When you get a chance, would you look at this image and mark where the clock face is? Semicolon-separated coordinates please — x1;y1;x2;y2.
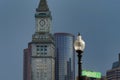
36;18;51;32
39;19;45;26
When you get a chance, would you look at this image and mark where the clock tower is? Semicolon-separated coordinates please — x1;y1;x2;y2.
35;0;52;33
23;0;55;80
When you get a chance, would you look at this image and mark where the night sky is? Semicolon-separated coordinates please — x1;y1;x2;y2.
1;0;120;80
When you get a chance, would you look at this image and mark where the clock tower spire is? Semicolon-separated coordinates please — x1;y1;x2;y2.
36;0;49;12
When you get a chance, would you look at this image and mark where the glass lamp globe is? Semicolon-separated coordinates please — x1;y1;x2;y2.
74;33;85;53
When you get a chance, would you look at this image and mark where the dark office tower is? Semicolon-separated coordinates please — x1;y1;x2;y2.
23;0;55;80
107;53;120;80
54;33;75;80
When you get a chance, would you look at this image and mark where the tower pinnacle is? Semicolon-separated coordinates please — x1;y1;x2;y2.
36;0;49;12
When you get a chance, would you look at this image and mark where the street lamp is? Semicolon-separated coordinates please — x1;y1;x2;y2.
74;33;85;80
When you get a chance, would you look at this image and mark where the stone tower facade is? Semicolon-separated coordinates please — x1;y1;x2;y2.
23;0;55;80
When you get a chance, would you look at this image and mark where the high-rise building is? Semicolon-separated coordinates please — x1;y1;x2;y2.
112;53;120;69
106;53;120;80
106;67;120;80
23;0;55;80
23;49;31;80
54;33;75;80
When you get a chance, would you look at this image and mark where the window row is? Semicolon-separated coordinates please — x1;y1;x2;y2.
36;45;47;48
36;52;47;56
37;48;47;51
36;45;48;52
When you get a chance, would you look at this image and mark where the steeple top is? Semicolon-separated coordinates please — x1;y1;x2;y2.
36;0;49;12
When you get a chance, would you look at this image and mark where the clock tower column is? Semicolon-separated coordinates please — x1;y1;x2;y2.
23;0;55;80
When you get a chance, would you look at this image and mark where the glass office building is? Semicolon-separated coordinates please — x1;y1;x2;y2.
54;33;75;80
107;53;120;80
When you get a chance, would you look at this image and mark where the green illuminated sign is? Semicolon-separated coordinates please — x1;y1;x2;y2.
82;70;101;78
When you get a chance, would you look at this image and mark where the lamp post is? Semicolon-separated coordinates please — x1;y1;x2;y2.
74;33;85;80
